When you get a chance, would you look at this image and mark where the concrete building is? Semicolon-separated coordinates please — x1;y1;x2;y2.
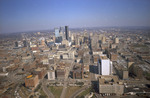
0;72;8;76
98;75;124;95
102;36;106;44
48;70;55;80
110;44;117;49
97;56;113;75
110;53;118;61
41;38;46;46
72;65;84;79
94;55;100;63
99;34;103;41
56;69;65;79
42;58;49;65
129;64;143;79
62;53;69;59
22;54;33;63
33;67;47;79
101;43;109;50
127;59;134;68
68;49;75;59
62;39;70;46
116;69;129;80
122;70;128;80
93;51;103;55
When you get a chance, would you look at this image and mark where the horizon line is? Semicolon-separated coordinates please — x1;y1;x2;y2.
1;26;150;34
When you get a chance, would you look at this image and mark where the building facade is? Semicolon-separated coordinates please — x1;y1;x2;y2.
48;70;55;80
98;76;124;95
97;56;113;75
65;26;69;40
25;75;39;88
55;28;60;37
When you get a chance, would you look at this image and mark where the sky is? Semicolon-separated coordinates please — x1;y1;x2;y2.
0;0;150;33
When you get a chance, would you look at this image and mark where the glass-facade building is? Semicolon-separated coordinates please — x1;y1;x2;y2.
55;28;60;37
65;26;69;40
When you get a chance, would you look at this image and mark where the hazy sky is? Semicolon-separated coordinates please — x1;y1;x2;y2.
0;0;150;33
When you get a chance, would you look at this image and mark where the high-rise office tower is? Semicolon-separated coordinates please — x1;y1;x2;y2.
59;27;65;40
15;41;18;47
65;26;69;40
59;27;64;34
55;28;60;37
23;40;27;47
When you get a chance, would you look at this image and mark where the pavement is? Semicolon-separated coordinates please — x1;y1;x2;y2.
42;80;55;98
60;61;74;98
70;85;90;98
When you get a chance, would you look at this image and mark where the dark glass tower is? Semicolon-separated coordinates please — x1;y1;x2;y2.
15;41;18;47
23;40;27;47
65;26;69;40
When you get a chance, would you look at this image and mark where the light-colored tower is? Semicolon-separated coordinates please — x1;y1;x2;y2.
102;36;106;44
115;38;119;44
97;56;112;75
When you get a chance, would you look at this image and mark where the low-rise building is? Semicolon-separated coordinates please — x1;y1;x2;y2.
98;75;124;95
129;64;143;79
33;67;47;79
110;52;118;61
56;69;65;79
72;66;84;79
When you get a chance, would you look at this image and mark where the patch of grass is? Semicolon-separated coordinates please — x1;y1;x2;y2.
39;89;47;98
144;72;150;80
48;86;63;98
66;86;82;98
34;83;47;98
77;87;93;98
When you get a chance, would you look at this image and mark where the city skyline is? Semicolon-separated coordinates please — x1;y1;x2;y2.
0;0;150;33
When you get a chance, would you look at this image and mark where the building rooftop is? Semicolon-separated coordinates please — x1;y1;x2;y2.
99;75;120;85
100;55;108;60
34;67;46;72
25;74;37;79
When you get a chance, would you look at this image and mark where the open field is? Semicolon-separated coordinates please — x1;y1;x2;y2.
66;86;82;98
48;86;63;98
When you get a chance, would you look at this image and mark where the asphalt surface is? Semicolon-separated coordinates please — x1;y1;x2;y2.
70;85;90;98
60;61;74;98
42;80;55;98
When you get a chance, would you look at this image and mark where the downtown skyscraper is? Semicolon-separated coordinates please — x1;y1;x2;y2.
65;26;69;40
